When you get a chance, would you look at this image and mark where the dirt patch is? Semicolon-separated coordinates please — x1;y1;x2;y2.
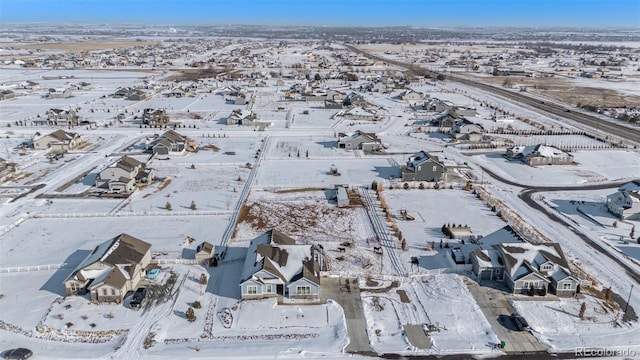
360;281;400;293
396;289;410;303
366;277;379;287
163;68;221;82
142;178;172;198
473;75;639;108
234;200;359;241
198;144;220;152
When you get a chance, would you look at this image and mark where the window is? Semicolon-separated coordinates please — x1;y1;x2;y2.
541;264;553;271
563;282;573;290
69;283;77;291
495;269;500;274
111;289;116;296
417;166;421;171
102;289;108;296
532;281;539;289
432;166;437;172
296;286;311;295
523;281;529;289
265;284;274;293
247;285;257;295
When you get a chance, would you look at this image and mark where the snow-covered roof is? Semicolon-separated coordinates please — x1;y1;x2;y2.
509;144;571;159
498;242;571;281
240;230;318;286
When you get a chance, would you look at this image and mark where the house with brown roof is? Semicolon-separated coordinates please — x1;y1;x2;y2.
145;130;197;155
470;242;579;297
142;108;170;126
95;156;154;193
195;241;215;265
64;233;151;303
33;129;84;152
239;230;322;301
46;108;79;126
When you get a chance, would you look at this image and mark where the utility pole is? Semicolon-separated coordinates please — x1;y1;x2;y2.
624;284;634;315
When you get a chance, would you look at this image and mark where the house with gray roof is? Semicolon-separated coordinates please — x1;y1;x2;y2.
145;130;197;155
401;150;444;182
64;233;151;303
95;156;154;193
470;242;579;297
337;130;382;152
606;180;640;220
239;230;322;301
46;108;78;126
506;144;573;166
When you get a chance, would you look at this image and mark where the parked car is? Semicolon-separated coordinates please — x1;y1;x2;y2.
130;287;147;308
3;348;32;359
510;313;530;331
146;268;160;280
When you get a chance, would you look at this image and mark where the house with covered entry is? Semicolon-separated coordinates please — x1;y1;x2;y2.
470;242;579;297
506;144;573;166
64;233;151;303
401;150;445;182
95;156;154;193
142;108;170;126
33;129;84;152
46;108;79;126
606;180;640;220
145;130;197;155
227;109;257;126
337;130;383;152
240;230;323;301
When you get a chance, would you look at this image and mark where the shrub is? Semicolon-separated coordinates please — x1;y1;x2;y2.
90;323;97;328
165;202;172;211
66;322;73;328
371;181;378;190
403;182;409;190
613;221;618;228
186;307;196;322
190;201;197;210
528;285;535;296
193;301;202;309
418;183;425;189
199;273;207;285
540;287;547;296
190;164;196;169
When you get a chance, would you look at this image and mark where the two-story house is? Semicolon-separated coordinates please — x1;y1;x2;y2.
95;156;154;193
606;181;640;220
142;108;170;126
33;129;84;152
401;150;445;182
64;233;151;303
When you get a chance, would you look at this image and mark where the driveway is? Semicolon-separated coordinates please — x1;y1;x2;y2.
465;279;548;354
320;276;375;355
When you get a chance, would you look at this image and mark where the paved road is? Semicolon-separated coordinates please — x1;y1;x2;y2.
345;44;640;146
319;276;376;355
465;279;548;354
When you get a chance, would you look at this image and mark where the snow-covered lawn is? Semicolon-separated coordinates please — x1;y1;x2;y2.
511;292;640;353
361;274;499;355
475;149;640;185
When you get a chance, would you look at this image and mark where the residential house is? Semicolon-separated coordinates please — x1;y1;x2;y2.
46;108;79;126
0;89;15;100
398;89;424;102
114;87;146;101
470;242;579;297
0;158;20;182
326;90;347;102
95;156;154;193
169;86;192;98
401;150;445;182
64;233;151;303
145;130;197;155
142;108;170;126
451;119;484;142
33;130;84;152
506;144;573;166
337;130;383;152
342;92;367;107
45;87;72;99
225;93;248;105
427;98;455;113
606;181;640;220
240;230;322;300
227;109;256;126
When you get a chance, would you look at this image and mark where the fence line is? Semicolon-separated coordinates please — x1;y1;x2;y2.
152;259;197;265
0;263;69;273
31;210;233;219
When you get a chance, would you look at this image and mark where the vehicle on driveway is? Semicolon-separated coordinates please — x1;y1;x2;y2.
510;313;530;331
3;348;33;359
130;287;147;308
146;268;160;280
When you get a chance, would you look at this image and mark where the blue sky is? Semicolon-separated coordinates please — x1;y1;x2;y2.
1;0;639;27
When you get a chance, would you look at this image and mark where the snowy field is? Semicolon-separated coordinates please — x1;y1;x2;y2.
361;274;499;355
512;293;640;353
475;150;640;185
